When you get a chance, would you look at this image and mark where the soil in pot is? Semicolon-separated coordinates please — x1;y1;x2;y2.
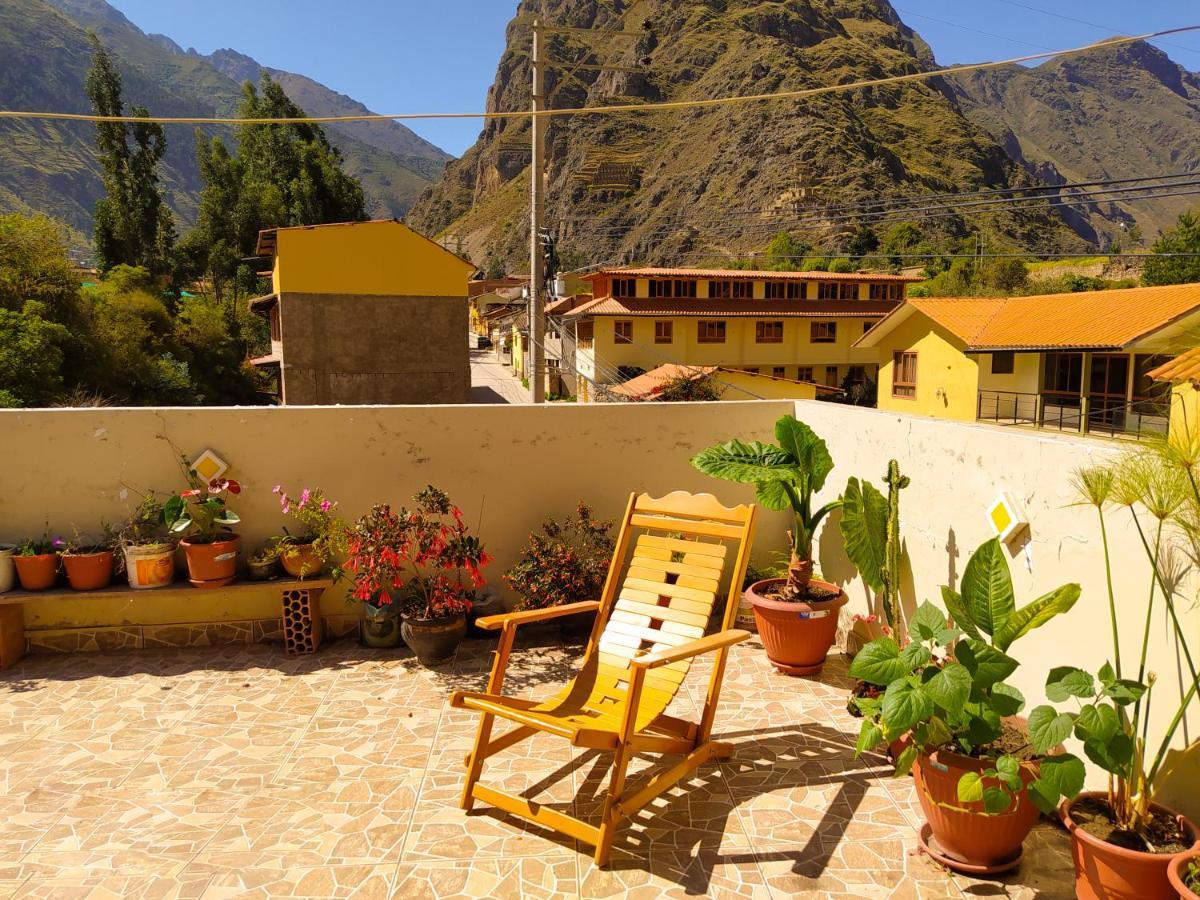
181;535;241;589
746;577;848;675
401;615;466;666
62;551;114;591
1063;793;1199;900
1169;851;1200;900
123;543;176;589
13;554;57;591
280;544;323;579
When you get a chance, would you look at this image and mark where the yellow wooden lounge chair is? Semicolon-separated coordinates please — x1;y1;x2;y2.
449;490;758;865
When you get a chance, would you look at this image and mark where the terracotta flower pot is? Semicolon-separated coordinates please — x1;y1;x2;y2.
13;553;57;591
62;551;114;591
744;577;848;674
280;543;323;579
246;557;278;581
180;535;241;589
0;544;15;593
401;614;466;667
913;746;1042;873
1169;850;1200;900
1062;792;1200;900
123;543;176;589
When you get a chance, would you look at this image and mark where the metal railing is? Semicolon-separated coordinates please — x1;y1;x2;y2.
977;391;1170;440
977;390;1039;426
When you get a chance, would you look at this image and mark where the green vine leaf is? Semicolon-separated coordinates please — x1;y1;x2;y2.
1028;705;1076;754
960;538;1015;638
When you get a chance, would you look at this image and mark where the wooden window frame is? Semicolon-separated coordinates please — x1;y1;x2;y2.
824;366;840;388
647;279;671;299
785;282;804;300
772;366;787;379
817;282;838;300
755;320;784;344
838;283;858;300
613;320;634;345
763;282;786;300
673;279;698;299
576;320;594;350
732;281;753;299
797;366;814;382
612;278;637;299
708;280;731;299
810;321;837;344
697;320;726;344
654;320;673;344
990;351;1015;375
892;350;917;399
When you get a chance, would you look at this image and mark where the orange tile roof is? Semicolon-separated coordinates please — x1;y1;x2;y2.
862;284;1200;350
562;298;897;318
1147;348;1200;382
608;363;840;400
581;266;920;283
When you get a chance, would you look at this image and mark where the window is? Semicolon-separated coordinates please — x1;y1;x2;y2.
825;366;840;387
892;351;917;399
756;321;784;343
577;320;594;350
817;282;838;300
268;306;281;341
654;320;673;344
797;366;814;382
810;321;837;343
772;366;787;379
764;282;786;300
864;319;879;335
708;280;731;299
697;320;726;343
1043;352;1083;395
648;279;671;298
869;283;904;301
612;278;636;298
839;283;858;300
785;282;804;300
614;320;633;344
732;281;754;299
674;279;698;298
991;351;1015;375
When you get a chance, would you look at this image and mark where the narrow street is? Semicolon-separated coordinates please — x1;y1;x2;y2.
469;347;530;404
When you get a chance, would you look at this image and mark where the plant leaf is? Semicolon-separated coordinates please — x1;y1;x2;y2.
1045;666;1096;702
957;638;1018;688
894;743;918;777
1036;753;1086;805
849;638;905;684
1028;705;1076;754
925;662;972;716
991;682;1026;716
1098;661;1116;687
1084;733;1133;775
881;680;934;735
994;584;1081;651
1075;703;1120;742
959;538;1015;638
855;719;883;758
957;771;984;803
1105;679;1149;707
940;586;981;640
690;439;795;485
754;479;792;512
910;600;947;643
996;755;1020;779
774;416;834;492
1027;778;1060;814
983;787;1014;814
840;477;888;594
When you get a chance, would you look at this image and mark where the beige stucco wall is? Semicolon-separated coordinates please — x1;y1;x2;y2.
278;293;469;405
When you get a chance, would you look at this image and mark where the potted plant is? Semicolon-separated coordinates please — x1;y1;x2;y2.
119;494;176;589
59;526;118;591
246;543;280;581
13;532;59;591
271;486;349;579
1170;851;1200;900
344;486;490;667
691;414;846;674
504;502;614;641
0;542;16;593
852;538;1083;874
361;592;403;648
163;461;242;589
1057;458;1200;900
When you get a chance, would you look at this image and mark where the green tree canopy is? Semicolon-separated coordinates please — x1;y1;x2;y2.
763;231;811;271
1142;210;1200;286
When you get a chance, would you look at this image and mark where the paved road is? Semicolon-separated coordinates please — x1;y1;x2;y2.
469;348;530;404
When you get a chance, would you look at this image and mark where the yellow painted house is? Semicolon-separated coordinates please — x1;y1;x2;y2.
856;283;1200;438
565;266;919;401
1147;349;1200;440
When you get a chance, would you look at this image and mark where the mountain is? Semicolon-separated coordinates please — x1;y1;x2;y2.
946;40;1200;242
407;0;1087;272
0;0;451;254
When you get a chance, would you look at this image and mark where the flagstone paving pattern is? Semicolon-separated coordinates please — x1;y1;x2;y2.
0;634;1076;898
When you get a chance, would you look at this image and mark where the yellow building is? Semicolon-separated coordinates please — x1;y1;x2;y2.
468;278;526;337
606;363;841;402
565;267;919;401
856;284;1200;438
249;220;475;405
1147;349;1200;440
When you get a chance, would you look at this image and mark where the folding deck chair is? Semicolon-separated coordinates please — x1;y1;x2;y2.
449;490;758;865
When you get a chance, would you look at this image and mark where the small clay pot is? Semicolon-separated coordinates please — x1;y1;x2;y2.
401;614;466;667
13;553;58;591
744;577;848;674
0;544;16;593
280;543;323;579
1169;850;1200;900
1062;792;1200;900
246;557;278;581
180;534;241;588
62;551;114;591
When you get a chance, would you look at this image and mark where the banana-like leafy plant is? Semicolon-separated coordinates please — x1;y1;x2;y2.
691;415;839;595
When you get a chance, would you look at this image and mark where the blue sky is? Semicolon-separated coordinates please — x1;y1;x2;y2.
108;0;1200;158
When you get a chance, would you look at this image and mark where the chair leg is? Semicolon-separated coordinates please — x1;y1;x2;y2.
460;711;496;811
593;745;632;866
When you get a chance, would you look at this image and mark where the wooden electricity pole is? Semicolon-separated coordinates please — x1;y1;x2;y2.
529;19;547;404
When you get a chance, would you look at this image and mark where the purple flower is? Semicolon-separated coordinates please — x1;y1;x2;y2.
320;500;332;513
299;488;311;508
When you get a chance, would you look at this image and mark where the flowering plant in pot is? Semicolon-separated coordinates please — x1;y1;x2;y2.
343;486;490;667
271;486;349;579
59;526;119;591
691;414;846;674
163;461;242;589
504;502;614;641
118;494;176;589
13;531;59;591
1058;456;1200;900
852;537;1083;875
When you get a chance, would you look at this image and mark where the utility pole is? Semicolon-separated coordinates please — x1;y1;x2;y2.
529;19;547;404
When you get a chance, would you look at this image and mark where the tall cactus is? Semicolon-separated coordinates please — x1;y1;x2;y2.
840;459;909;635
881;460;910;633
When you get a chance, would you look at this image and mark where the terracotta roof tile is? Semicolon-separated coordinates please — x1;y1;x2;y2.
1148;348;1200;382
581;266;920;283
562;298;897;318
607;363;842;400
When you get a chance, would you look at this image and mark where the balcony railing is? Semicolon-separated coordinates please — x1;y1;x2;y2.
977;390;1170;439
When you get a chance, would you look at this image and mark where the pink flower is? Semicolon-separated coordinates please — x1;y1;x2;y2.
282;502;291;515
299;489;311;508
320;500;332;512
272;484;281;494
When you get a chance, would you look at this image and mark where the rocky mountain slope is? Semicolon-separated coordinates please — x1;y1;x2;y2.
946;40;1200;242
0;0;450;252
407;0;1089;271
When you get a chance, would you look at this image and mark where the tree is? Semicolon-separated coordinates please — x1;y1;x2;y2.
0;302;71;407
764;232;811;272
657;369;722;402
1142;210;1200;286
846;225;879;258
0;214;81;319
84;33;174;276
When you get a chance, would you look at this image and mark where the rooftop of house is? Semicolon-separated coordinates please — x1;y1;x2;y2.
581;266;922;283
255;219;473;271
607;363;842;400
1149;347;1200;382
855;282;1200;351
564;298;898;318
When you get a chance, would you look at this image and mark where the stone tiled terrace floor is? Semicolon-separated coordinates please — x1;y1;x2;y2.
0;632;1076;898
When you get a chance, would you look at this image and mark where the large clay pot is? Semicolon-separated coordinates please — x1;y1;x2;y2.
62;551;114;591
13;553;57;591
913;746;1041;873
1062;792;1200;900
280;543;323;579
180;534;241;589
1169;850;1200;900
745;577;848;674
362;600;403;648
0;544;15;593
401;614;466;667
123;543;176;589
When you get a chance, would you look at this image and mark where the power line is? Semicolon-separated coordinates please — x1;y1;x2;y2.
892;6;1056;52
988;0;1200;56
1;27;1195;126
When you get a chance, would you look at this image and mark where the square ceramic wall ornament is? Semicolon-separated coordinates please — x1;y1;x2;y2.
987;492;1028;544
190;449;229;484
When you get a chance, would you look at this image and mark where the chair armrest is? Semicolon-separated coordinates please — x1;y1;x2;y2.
476;600;600;631
631;630;751;670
